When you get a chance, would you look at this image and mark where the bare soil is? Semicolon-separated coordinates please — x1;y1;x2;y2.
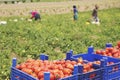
0;0;120;17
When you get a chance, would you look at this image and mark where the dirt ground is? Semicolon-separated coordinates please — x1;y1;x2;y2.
0;0;120;17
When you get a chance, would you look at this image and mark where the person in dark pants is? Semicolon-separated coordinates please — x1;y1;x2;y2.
92;5;99;22
73;5;78;21
30;11;41;21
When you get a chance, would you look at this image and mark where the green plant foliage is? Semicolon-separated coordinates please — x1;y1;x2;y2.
0;8;120;79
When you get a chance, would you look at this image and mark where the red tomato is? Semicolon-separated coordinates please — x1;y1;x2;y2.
108;62;114;65
114;66;119;71
38;71;44;79
117;41;120;48
64;74;69;77
96;61;101;64
107;53;112;57
87;62;93;68
83;69;87;73
83;64;90;71
60;60;65;64
31;73;38;78
65;63;74;70
78;58;83;63
53;69;59;74
63;68;72;75
71;61;77;65
112;49;118;54
16;65;21;69
21;68;33;75
20;63;26;69
89;68;94;72
62;64;66;68
90;73;96;78
65;60;71;63
50;73;55;80
101;51;106;55
57;64;63;70
40;78;44;80
58;71;64;78
113;53;119;58
34;67;41;75
33;61;40;67
96;50;101;54
26;64;33;69
106;47;114;52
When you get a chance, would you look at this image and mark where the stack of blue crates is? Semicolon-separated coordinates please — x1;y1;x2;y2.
10;45;120;80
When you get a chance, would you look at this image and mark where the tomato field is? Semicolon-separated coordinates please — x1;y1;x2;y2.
0;7;120;80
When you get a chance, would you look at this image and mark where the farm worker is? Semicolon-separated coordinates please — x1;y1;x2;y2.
30;11;41;21
73;5;78;21
92;5;99;22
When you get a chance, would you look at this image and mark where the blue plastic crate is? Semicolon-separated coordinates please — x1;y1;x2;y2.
78;68;104;80
105;62;120;80
68;46;120;63
10;53;102;80
10;46;120;80
102;43;120;80
71;53;120;64
10;58;38;80
60;65;104;80
11;66;79;80
60;74;78;80
11;67;38;80
10;54;81;80
68;46;120;80
96;43;120;80
10;50;104;80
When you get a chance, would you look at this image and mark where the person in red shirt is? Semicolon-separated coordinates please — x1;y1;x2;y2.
30;11;41;21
